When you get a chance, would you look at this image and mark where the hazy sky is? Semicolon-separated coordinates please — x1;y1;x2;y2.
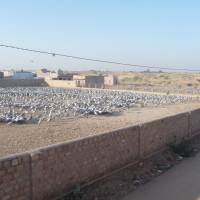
1;0;200;71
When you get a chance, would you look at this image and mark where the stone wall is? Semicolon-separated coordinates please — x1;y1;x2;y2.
1;109;200;199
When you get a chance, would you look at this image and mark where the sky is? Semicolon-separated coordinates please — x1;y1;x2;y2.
0;0;200;71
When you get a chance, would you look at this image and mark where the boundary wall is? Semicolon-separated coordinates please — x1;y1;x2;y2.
45;79;77;88
1;109;200;199
0;79;47;87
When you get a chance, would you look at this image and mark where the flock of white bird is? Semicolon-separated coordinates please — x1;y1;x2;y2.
0;87;198;124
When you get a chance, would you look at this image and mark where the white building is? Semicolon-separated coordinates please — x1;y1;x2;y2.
3;70;14;78
13;71;34;80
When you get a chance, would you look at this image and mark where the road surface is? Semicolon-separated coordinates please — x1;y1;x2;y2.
123;153;200;200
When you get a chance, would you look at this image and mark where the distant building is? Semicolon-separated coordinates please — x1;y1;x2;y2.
37;69;104;88
104;75;118;86
85;75;104;88
58;73;74;80
0;72;4;79
73;75;86;87
73;75;104;88
50;70;74;80
36;68;51;79
13;71;34;80
3;70;14;78
49;71;58;79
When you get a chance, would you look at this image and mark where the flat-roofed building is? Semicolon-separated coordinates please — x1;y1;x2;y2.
104;74;118;86
50;71;74;80
13;71;34;80
73;75;104;88
3;70;14;78
85;75;104;88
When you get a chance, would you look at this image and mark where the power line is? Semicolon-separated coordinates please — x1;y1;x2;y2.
0;43;199;72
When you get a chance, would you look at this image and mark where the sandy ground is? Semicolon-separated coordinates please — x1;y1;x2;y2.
1;102;200;157
117;72;200;94
122;152;200;200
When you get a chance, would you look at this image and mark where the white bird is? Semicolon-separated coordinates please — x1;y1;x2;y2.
0;87;198;124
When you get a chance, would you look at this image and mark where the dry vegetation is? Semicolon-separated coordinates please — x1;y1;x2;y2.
115;72;200;94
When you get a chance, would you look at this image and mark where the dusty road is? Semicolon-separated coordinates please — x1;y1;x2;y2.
123;153;200;200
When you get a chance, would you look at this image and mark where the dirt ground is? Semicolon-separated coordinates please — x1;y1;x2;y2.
109;72;200;94
123;148;200;200
117;72;200;88
0;102;200;157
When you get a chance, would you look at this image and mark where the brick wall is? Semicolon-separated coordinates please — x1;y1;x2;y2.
31;126;139;200
1;109;200;199
190;109;200;136
140;112;189;158
0;153;31;200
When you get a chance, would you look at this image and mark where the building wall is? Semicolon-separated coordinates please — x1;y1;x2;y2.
31;126;139;200
73;75;86;87
0;79;47;87
1;109;200;199
13;72;34;80
104;75;118;86
45;79;77;88
85;76;104;88
3;70;14;78
58;74;74;80
189;108;200;136
73;75;104;88
73;75;85;80
75;79;85;87
51;74;74;80
140;112;189;158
